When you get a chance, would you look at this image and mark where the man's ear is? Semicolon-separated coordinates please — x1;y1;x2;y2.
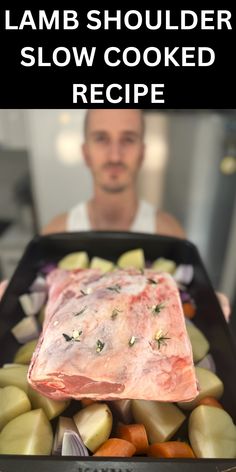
82;142;90;167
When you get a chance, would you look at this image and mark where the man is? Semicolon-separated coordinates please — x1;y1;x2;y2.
42;109;185;237
0;108;231;318
41;109;229;319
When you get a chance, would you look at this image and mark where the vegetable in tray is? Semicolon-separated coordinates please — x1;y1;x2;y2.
0;248;235;459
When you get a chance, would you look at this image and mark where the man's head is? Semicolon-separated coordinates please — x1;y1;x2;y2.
82;109;145;194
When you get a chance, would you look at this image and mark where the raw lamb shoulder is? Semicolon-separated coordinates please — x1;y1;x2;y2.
28;267;198;402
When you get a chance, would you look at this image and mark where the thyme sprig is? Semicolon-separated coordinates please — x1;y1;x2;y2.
62;333;73;342
111;308;122;320
147;278;158;285
74;306;87;316
151;303;165;315
96;340;105;353
80;287;92;296
154;329;170;349
128;336;136;347
80;289;87;296
63;330;82;342
107;284;121;293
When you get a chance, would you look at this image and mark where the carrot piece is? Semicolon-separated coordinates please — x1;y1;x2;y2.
80;398;96;407
147;441;195;458
182;302;196;319
197;396;224;409
93;438;136;457
116;423;149;454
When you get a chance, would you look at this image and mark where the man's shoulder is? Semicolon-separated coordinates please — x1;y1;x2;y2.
41;213;68;235
155;210;186;238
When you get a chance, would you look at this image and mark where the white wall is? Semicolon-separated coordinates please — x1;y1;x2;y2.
184;114;224;257
0;110;27;149
138;112;168;208
220;197;236;299
164;112;224;258
26;110;93;229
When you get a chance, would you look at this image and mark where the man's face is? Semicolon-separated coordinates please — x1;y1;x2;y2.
83;109;145;193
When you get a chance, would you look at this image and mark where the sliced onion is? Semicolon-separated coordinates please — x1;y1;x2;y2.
180;290;191;303
176;282;188;291
174;264;194;285
29;275;47;293
196;354;216;373
109;399;133;424
53;416;78;455
145;260;152;268
19;292;47;316
11;316;40;344
61;430;89;456
40;263;57;275
3;363;24;368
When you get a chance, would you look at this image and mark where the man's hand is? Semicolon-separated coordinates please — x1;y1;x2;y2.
216;291;231;322
0;280;8;301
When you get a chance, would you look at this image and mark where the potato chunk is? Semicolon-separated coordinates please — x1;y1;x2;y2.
132;400;185;443
14;339;38;364
178;367;224;410
0;386;31;431
73;403;112;452
90;257;114;273
186;323;209;363
117;249;145;269
0;408;53;455
189;405;236;458
58;252;89;270
151;257;176;274
0;365;29;393
28;386;70;420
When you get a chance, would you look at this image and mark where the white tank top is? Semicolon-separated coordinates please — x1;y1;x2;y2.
67;200;156;234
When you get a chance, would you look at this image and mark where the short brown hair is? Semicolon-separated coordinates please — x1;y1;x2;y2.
83;109;145;139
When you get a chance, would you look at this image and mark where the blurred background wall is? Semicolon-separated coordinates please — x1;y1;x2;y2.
0;108;235;329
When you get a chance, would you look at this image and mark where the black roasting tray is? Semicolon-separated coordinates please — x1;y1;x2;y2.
0;231;236;471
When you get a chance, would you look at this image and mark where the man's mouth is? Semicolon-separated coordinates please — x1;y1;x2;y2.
103;163;127;176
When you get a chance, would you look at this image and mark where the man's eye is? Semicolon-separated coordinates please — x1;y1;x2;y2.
123;136;136;144
95;136;106;142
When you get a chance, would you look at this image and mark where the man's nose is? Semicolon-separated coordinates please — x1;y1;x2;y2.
108;142;122;162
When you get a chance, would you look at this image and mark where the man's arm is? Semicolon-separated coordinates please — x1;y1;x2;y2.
156;211;186;239
41;213;67;235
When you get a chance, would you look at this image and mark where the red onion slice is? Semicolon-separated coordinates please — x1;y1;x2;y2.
61;430;89;456
53;416;78;455
109;399;133;424
180;290;191;303
40;263;57;275
29;275;47;293
196;354;216;373
174;264;194;285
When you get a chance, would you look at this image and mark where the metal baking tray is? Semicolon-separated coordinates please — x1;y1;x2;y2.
0;231;236;471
